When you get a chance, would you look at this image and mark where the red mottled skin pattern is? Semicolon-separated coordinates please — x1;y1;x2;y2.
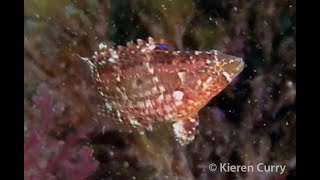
80;37;244;145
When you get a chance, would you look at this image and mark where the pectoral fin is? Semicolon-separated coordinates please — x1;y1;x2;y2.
172;114;199;145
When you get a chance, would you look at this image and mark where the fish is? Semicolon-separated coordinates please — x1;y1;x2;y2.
80;37;244;145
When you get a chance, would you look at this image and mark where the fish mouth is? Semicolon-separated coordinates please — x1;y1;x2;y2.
235;58;245;74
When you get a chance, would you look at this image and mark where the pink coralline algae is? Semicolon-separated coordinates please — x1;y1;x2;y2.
24;84;99;180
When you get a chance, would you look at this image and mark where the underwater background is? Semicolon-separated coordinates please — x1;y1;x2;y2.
24;0;296;179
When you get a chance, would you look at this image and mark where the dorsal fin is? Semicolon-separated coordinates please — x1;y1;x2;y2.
148;37;156;46
136;39;145;46
117;45;126;51
82;37;170;71
126;41;135;49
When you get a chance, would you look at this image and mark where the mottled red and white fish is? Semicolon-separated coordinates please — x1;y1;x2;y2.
80;37;244;145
